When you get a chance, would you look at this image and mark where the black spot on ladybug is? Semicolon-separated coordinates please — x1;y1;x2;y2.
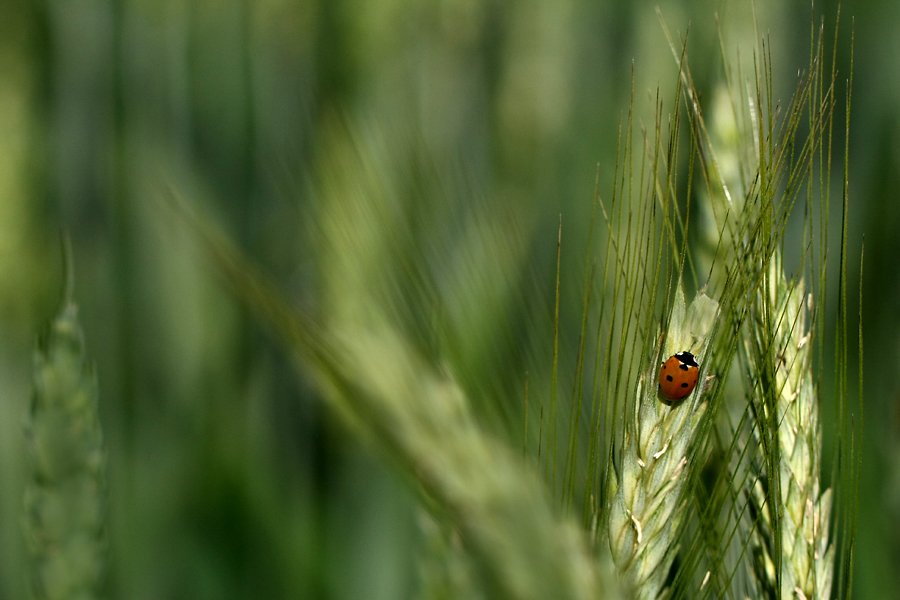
680;364;689;371
681;382;688;387
666;375;673;382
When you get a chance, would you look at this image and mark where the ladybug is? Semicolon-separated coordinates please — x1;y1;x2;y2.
658;351;700;401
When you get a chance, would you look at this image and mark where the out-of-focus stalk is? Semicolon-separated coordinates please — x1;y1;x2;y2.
24;297;107;600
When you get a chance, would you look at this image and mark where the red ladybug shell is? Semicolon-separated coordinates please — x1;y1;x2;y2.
658;351;700;400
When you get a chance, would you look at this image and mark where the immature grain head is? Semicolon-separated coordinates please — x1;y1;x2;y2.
25;300;107;600
609;285;719;599
747;254;834;600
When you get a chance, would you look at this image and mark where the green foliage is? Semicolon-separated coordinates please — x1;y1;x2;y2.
173;9;860;596
0;1;875;599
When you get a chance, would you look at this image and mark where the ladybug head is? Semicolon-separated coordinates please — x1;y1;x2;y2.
673;351;699;367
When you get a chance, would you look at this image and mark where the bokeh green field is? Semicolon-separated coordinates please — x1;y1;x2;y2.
0;0;891;598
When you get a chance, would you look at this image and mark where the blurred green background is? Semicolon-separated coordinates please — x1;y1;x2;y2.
0;0;888;598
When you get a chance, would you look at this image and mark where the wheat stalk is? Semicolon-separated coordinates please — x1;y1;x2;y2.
608;285;719;599
24;296;107;600
746;253;834;600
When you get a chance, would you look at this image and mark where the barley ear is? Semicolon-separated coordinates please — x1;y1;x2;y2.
609;284;719;599
748;253;833;600
24;296;107;600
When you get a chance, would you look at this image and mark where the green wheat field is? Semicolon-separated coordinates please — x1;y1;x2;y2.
1;1;893;599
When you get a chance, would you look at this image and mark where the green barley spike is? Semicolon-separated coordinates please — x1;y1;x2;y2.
24;291;107;600
608;285;719;599
747;254;833;600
